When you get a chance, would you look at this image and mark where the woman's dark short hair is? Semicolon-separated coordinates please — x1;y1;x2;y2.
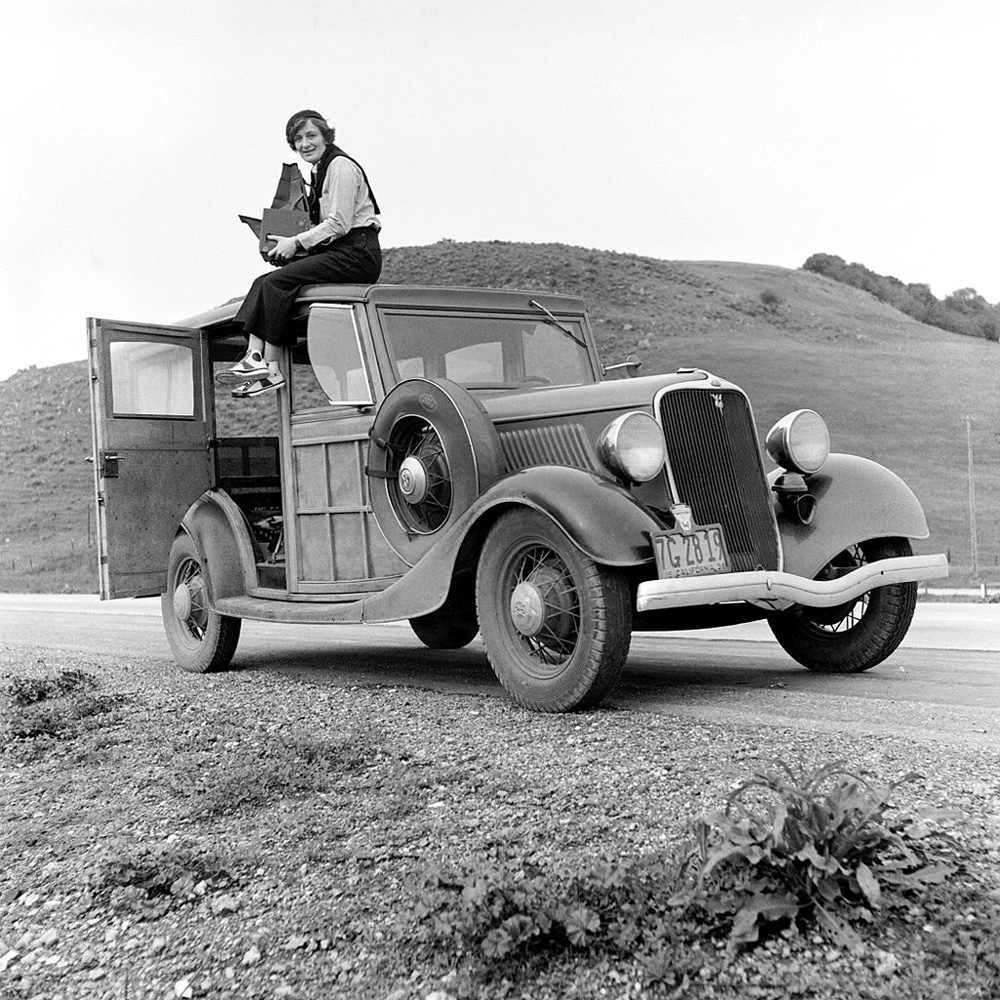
285;110;336;149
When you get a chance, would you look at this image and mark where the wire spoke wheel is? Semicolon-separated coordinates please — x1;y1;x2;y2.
367;379;504;566
768;537;917;673
477;509;631;712
174;557;210;641
509;545;582;669
161;534;241;673
386;416;454;534
804;544;869;632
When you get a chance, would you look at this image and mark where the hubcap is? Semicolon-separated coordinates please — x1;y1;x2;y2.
398;456;428;504
172;581;193;621
510;581;545;636
505;548;581;668
386;417;452;533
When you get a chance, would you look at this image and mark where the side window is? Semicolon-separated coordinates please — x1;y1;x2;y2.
293;306;373;411
109;341;195;417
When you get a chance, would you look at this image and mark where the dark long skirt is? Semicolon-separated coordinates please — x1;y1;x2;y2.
235;225;382;346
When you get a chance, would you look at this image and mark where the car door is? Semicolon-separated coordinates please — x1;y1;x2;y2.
87;318;214;599
285;304;408;594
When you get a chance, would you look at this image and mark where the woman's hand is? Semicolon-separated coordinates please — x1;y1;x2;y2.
267;236;300;263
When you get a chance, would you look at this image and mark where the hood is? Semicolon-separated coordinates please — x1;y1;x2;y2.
479;369;712;424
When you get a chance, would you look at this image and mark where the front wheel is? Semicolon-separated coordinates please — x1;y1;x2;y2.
768;537;917;673
161;534;242;673
476;509;631;712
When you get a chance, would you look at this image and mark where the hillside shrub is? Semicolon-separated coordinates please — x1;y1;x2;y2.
759;289;783;313
802;253;998;342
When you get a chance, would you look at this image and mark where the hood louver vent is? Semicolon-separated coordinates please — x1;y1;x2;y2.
498;423;598;473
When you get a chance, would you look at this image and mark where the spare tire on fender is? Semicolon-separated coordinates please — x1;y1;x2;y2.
367;378;504;565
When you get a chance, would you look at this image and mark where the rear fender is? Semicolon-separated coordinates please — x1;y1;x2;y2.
177;490;257;606
359;467;660;622
773;453;930;580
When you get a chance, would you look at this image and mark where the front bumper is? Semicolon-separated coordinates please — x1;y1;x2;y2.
635;553;949;613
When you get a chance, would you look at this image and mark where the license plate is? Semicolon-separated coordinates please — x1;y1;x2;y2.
652;524;730;579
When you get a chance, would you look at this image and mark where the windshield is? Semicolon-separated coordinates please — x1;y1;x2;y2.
378;310;597;390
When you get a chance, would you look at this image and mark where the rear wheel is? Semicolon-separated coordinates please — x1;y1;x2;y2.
161;534;241;673
409;613;479;649
476;509;631;712
768;537;917;673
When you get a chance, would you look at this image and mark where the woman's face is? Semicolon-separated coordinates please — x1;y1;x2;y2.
294;121;328;165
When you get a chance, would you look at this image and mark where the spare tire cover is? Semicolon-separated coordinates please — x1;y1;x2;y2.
367;378;504;565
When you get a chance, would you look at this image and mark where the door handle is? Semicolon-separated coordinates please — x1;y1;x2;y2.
100;451;122;478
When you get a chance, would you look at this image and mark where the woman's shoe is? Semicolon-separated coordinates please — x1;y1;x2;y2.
216;352;270;385
231;371;285;398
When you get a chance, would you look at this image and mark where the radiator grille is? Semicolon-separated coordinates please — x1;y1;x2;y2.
659;388;779;572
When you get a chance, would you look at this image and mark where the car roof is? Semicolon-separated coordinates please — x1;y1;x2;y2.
177;283;588;330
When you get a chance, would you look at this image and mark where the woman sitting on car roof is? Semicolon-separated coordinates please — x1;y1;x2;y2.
217;109;382;398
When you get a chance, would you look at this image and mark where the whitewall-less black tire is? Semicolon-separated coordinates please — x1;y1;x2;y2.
161;534;242;673
476;508;631;712
768;537;917;673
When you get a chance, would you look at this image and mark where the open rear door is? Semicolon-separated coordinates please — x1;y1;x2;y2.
88;319;214;599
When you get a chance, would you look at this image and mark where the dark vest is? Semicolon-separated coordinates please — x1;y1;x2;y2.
308;145;380;223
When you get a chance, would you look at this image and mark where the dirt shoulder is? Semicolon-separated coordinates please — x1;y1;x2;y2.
2;644;998;1000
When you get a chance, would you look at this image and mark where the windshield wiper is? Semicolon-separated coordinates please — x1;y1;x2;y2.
528;299;589;350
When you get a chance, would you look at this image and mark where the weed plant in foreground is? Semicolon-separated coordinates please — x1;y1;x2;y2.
1;663;128;741
405;759;1000;995
690;760;963;951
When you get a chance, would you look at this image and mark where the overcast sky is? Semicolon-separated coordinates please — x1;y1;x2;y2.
2;0;997;381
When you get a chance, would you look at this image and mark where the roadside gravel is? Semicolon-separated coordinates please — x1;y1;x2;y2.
2;643;998;1000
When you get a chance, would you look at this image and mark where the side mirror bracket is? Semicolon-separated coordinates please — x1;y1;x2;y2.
602;353;642;378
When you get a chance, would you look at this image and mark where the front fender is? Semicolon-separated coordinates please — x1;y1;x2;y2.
179;490;257;605
485;466;661;566
359;467;660;622
772;453;930;580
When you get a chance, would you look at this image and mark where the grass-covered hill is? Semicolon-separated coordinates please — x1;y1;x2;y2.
1;240;996;594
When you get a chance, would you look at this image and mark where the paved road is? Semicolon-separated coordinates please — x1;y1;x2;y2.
1;594;996;748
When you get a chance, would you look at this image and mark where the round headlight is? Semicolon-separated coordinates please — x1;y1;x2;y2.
765;409;830;474
598;411;666;483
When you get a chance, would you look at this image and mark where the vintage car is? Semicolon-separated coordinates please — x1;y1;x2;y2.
87;283;948;712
